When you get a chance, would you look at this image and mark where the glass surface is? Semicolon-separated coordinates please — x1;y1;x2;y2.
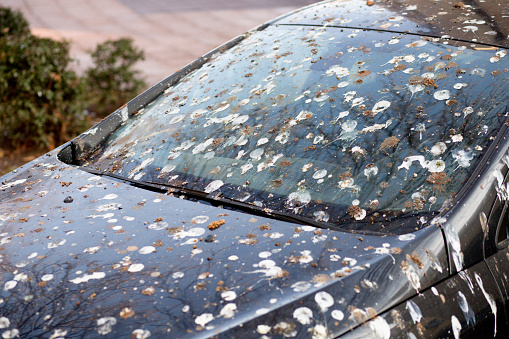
83;25;509;232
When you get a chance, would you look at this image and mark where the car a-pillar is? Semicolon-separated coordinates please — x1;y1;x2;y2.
439;127;509;337
483;131;509;336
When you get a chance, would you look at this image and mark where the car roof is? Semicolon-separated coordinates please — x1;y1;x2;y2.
274;0;509;49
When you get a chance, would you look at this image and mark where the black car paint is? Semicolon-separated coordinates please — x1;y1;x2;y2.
0;153;448;338
1;0;509;338
346;260;507;338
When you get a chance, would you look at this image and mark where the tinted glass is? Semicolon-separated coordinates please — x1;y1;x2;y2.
83;25;509;233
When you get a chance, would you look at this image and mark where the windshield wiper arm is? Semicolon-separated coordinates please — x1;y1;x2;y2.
79;167;343;231
79;167;210;198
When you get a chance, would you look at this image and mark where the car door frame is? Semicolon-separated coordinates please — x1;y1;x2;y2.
483;125;509;335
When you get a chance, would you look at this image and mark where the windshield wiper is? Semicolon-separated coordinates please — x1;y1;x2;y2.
79;167;345;232
80;167;210;198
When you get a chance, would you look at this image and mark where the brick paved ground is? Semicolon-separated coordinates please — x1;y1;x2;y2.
0;0;318;86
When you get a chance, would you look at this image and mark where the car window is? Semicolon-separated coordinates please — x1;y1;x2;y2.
81;25;509;234
497;204;509;244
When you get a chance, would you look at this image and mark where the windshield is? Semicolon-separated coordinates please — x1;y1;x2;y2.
81;25;509;233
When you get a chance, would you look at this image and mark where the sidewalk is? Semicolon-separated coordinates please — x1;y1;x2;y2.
0;0;318;86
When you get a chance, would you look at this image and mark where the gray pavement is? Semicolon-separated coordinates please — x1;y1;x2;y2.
0;0;318;87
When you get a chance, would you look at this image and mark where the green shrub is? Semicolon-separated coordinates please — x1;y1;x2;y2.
0;7;148;153
0;7;30;37
86;38;147;116
0;34;88;150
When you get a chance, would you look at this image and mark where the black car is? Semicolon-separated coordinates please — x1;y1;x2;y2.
2;0;509;337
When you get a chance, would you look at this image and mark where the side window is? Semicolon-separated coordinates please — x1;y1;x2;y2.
496;201;509;245
490;166;509;250
484;188;509;255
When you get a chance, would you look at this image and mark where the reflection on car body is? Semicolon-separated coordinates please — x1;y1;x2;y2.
2;0;509;338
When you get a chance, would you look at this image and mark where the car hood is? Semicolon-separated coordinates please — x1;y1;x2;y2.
276;0;509;49
0;149;448;338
